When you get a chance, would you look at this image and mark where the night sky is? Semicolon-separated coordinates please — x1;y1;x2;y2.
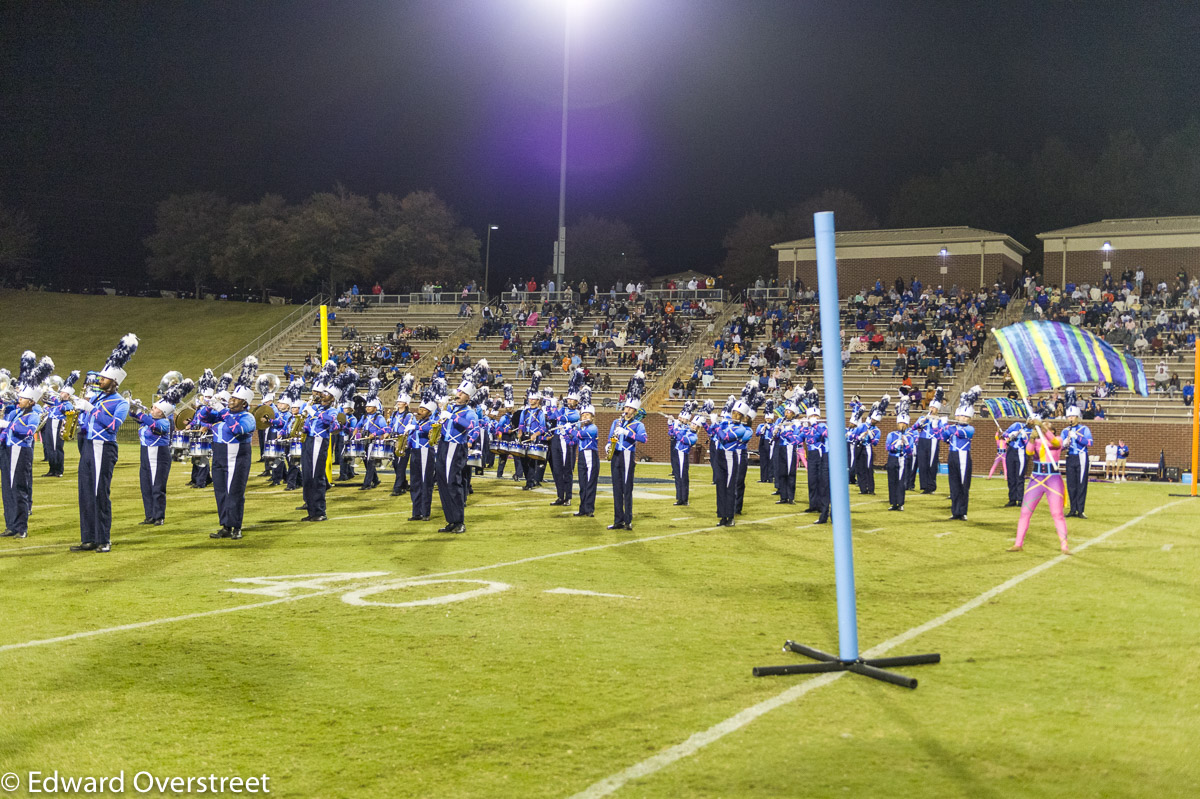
3;0;1199;288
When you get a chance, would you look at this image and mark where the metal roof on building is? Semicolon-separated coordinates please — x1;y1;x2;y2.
1037;216;1200;239
772;226;1030;253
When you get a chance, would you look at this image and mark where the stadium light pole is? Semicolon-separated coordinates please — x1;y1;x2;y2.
552;1;572;288
484;224;499;300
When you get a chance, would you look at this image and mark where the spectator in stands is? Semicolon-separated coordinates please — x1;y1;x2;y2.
1183;380;1194;407
1152;359;1170;391
869;355;880;375
1166;372;1181;399
372;281;382;296
668;378;683;400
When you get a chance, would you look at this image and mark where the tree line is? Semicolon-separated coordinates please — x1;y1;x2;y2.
720;121;1200;288
143;186;482;300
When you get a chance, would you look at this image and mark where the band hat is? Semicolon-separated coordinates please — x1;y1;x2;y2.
580;404;595;415
154;378;195;416
733;400;752;418
232;385;255;402
807;406;820;418
1065;405;1081;417
98;334;138;386
896;411;910;425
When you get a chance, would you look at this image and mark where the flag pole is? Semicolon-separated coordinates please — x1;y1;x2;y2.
753;210;940;689
991;327;1059;471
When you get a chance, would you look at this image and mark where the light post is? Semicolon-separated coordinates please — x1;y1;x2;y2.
485;224;499;299
552;4;570;286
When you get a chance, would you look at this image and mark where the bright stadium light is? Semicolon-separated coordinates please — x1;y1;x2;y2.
939;247;949;257
1101;241;1112;252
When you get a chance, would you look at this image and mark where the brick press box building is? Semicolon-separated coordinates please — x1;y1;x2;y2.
1037;216;1200;288
772;226;1028;298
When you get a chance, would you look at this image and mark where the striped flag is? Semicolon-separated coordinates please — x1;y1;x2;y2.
992;321;1149;398
984;397;1030;419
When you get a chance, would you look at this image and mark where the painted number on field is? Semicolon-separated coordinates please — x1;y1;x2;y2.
225;573;511;609
225;572;391;598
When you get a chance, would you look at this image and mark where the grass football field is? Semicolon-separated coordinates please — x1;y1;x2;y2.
0;448;1197;798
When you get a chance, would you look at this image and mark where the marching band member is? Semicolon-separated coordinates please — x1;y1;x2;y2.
608;370;647;531
1061;393;1094;519
337;398;358;482
573;386;600;517
669;400;698;506
773;400;802;505
732;383;763;515
493;383;519;481
255;374;277;476
941;385;980;521
1;354;52;539
846;395;862;486
267;379;299;486
135;378;194;527
756;402;775;485
706;396;736;523
886;407;914;511
1008;415;1071;555
358;378;387;491
406;385;438;521
389;374;416;495
70;372;101;456
188;370;217;488
463;386;490;495
550;369;584;506
852;395;887;495
70;334;137;552
434;361;486;533
913;387;945;494
1001;416;1031;506
804;405;831;523
41;371;73;477
519;372;546;491
301;361;352;523
201;357;258;540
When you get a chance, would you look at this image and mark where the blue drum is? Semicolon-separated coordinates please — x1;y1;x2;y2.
170;431;190;461
263;441;284;461
346;440;365;462
526;443;548;461
189;438;211;461
467;449;483;469
289;440;303;459
374;439;395;462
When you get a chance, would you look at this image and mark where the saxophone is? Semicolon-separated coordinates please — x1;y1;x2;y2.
606;408;647;459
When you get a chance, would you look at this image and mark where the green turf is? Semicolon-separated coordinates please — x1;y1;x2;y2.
0;448;1196;799
0;291;294;402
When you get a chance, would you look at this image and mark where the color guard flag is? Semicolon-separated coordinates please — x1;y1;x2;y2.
991;321;1149;398
983;397;1030;419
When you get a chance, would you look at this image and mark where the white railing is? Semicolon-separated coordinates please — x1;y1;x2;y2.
744;287;792;301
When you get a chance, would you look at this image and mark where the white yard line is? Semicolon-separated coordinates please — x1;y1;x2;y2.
861;528;884;534
935;531;954;538
1162;543;1173;552
545;588;638;600
0;514;794;654
567;498;1188;799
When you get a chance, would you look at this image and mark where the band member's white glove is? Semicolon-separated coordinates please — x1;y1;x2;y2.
74;398;95;412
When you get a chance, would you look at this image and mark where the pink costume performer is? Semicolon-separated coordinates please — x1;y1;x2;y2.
987;430;1007;478
1009;425;1070;554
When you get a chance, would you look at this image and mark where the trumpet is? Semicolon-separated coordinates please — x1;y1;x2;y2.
122;390;149;416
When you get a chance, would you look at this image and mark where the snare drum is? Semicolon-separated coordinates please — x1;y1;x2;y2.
526;443;548;461
506;442;527;457
263;441;284;461
489;440;504;455
467;449;483;469
189;438;211;461
170;432;190;461
289;440;303;459
346;440;365;462
375;440;395;462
